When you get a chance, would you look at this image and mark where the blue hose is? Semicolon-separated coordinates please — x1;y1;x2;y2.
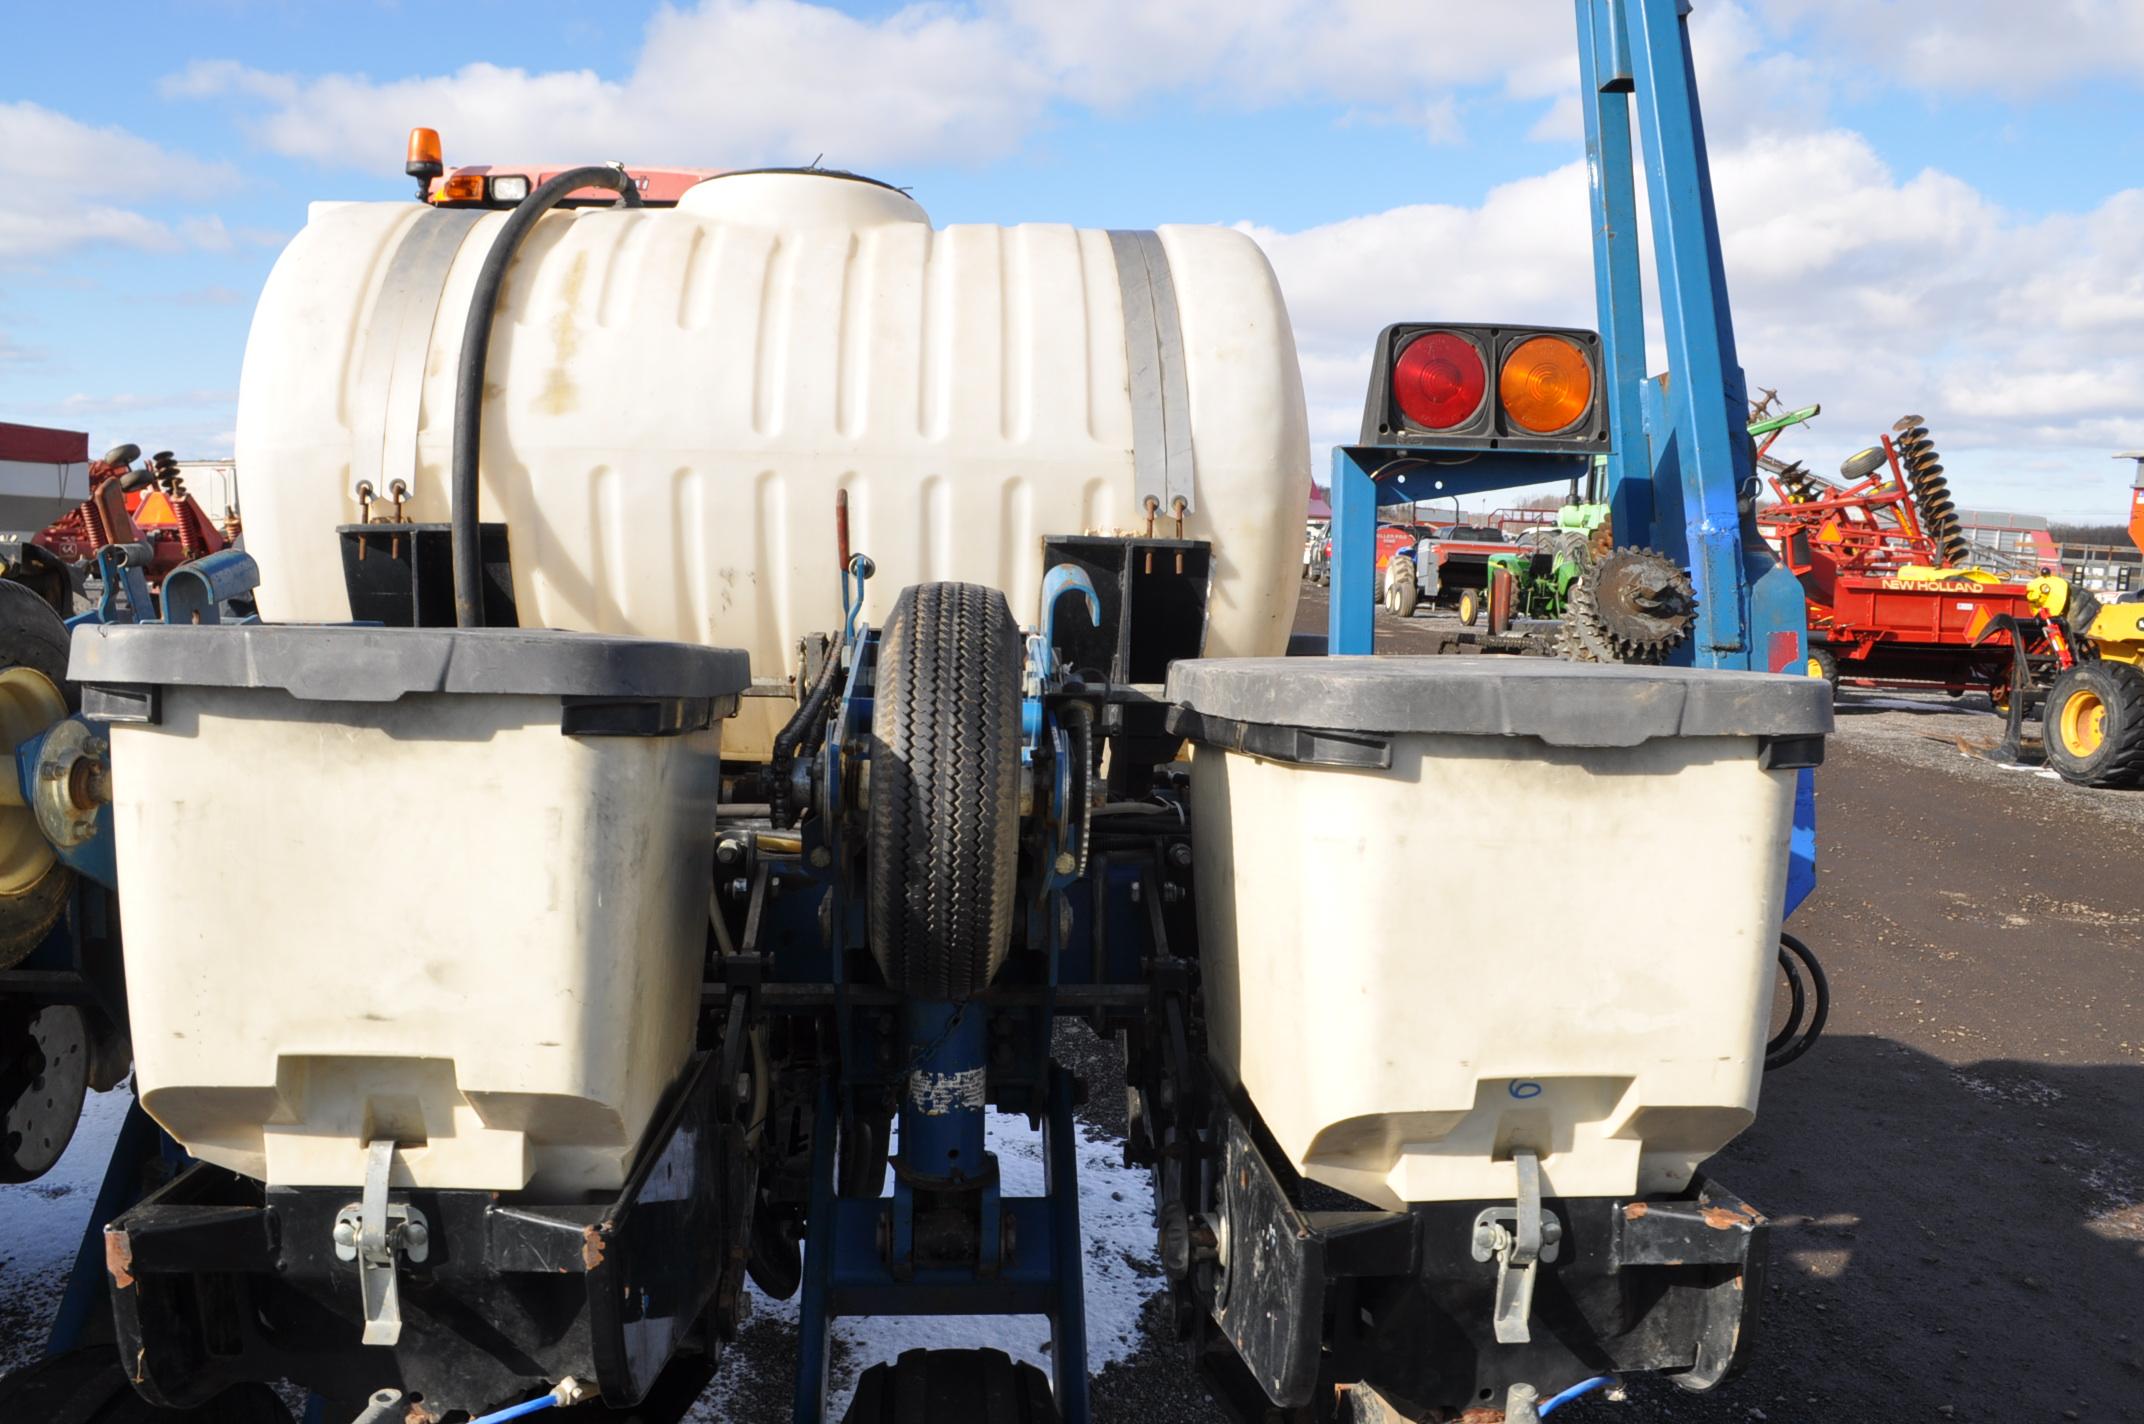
465;1394;560;1424
1537;1375;1613;1416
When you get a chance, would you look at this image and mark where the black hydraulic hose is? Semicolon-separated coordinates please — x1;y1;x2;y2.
451;165;642;628
770;650;845;827
1765;931;1830;1071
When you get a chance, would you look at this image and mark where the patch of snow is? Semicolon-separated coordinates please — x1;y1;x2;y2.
694;1110;1162;1418
1843;696;1963;713
0;1087;132;1374
1992;761;2062;780
1951;1071;2064;1107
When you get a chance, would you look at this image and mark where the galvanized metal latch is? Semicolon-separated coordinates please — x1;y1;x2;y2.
333;1140;430;1347
1471;1150;1562;1345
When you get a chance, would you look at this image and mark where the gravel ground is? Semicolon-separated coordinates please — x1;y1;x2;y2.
4;587;2139;1422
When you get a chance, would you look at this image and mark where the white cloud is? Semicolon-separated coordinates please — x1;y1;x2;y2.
127;0;2144;520
158;58;299;105
1252;113;2144;520
164;0;1572;172
151;0;2144;176
0;204;178;263
162;5;1052;173
0;102;243;265
1766;0;2144;98
0;100;236;196
52;389;240;417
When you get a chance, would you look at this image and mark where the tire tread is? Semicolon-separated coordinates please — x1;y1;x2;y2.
867;583;1022;999
2043;660;2144;787
843;1348;1060;1424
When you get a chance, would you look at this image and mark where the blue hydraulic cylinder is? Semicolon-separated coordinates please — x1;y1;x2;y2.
899;999;987;1183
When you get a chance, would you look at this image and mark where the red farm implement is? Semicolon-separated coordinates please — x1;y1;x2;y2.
34;445;233;594
1756;408;2055;699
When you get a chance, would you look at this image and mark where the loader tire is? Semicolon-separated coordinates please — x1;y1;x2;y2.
2042;661;2144;787
843;1349;1061;1424
0;1347;291;1422
867;583;1022;999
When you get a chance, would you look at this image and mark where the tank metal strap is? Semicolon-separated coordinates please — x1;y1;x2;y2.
1108;230;1198;516
349;206;488;503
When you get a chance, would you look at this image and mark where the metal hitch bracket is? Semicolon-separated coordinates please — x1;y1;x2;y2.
332;1140;430;1347
1470;1150;1562;1344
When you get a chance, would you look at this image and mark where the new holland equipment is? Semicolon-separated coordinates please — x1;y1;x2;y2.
0;3;1830;1421
1757;409;2055;700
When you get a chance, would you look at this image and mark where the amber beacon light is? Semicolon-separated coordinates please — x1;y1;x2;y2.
405;126;444;198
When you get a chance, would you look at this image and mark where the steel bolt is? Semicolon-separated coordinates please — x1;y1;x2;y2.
332;1220;357;1251
1168;842;1193;868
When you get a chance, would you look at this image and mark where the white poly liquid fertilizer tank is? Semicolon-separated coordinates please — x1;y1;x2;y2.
77;623;748;1193
234;169;1312;756
1168;655;1831;1213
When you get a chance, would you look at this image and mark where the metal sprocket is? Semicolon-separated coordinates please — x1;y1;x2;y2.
1559;546;1697;664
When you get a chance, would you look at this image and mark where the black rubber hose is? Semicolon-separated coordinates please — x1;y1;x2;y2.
1766;931;1830;1070
451;165;642;628
1766;946;1807;1061
770;648;845;826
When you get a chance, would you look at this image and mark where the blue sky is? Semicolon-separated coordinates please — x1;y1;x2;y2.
5;0;2144;520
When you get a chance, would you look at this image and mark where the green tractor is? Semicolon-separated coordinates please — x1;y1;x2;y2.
1481;502;1698;664
1486;502;1606;621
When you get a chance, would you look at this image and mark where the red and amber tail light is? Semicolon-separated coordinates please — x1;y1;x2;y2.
1361;323;1609;453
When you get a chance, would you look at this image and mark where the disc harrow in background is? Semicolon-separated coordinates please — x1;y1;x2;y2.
1892;414;1974;567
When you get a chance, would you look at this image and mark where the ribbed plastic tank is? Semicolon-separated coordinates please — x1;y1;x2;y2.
235;170;1311;757
1167;656;1831;1212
